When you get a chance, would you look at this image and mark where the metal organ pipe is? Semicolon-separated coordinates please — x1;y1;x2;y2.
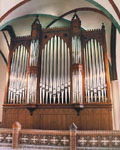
8;45;28;104
46;42;50;104
53;35;57;103
40;35;70;104
84;39;107;103
101;45;107;101
68;45;71;104
57;37;61;104
61;39;65;104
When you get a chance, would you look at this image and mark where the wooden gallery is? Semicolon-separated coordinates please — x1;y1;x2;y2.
2;13;112;130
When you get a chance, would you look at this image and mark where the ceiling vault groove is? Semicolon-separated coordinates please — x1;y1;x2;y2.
0;50;8;66
0;0;31;22
46;7;109;28
86;0;120;33
2;31;10;51
108;0;120;20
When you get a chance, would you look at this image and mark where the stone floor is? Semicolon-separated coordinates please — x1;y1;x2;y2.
0;143;120;150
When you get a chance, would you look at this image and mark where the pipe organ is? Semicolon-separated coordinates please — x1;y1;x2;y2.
2;14;112;130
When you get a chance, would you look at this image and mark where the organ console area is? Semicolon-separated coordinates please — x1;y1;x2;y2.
2;13;112;130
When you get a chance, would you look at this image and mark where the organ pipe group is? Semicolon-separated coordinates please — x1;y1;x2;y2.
40;36;70;104
8;45;28;104
84;39;107;102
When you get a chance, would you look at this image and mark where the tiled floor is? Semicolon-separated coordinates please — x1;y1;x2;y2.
0;143;120;150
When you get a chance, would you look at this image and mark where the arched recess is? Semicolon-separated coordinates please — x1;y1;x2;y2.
39;35;71;104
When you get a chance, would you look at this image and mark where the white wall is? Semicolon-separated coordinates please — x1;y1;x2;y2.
110;29;120;130
0;55;7;122
0;0;22;17
116;30;120;82
0;32;9;122
116;30;120;93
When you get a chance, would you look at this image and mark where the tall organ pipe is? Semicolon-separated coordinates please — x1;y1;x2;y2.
57;37;61;104
101;45;107;101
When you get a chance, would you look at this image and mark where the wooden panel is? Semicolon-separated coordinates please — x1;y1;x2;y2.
2;105;113;130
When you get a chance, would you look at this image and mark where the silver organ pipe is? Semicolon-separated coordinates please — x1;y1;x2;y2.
8;45;28;104
53;35;57;103
101;45;107;101
40;35;70;104
57;37;61;104
46;41;50;104
72;35;83;104
84;39;107;103
68;45;71;104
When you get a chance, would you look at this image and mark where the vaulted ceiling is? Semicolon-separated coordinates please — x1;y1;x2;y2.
0;0;120;30
0;0;119;67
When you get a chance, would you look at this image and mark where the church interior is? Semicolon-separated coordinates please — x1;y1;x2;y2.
0;0;120;149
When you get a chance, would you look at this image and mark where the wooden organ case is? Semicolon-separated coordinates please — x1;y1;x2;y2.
2;14;113;130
